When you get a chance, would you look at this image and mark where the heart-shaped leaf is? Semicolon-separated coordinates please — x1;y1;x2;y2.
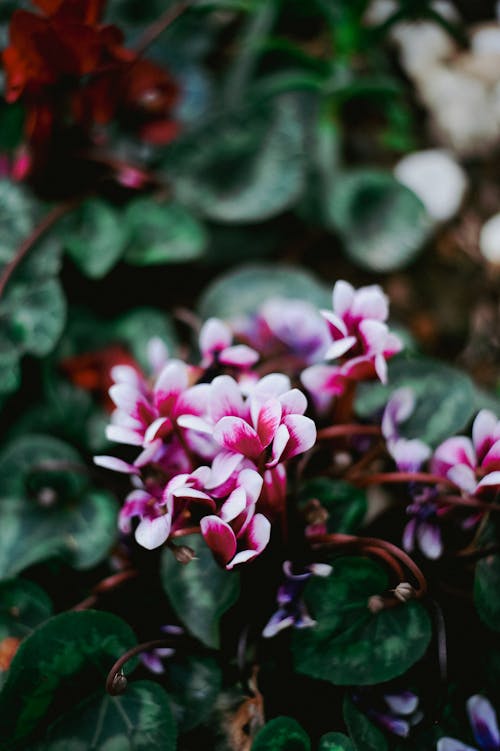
251;717;310;750
319;732;355;751
355;357;475;447
39;681;176;751
165;654;222;732
0;610;136;747
161;534;240;649
328;169;433;272
292;557;432;685
124;199;207;265
197;263;330;321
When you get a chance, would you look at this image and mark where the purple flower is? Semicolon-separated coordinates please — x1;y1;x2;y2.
382;388;431;472
438;695;500;751
432;410;500;497
352;688;422;738
262;561;332;638
234;298;330;366
199;317;259;369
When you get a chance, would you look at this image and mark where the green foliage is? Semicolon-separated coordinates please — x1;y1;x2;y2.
298;478;367;534
319;732;355;751
0;435;118;578
0;610;137;747
292;557;432;685
63;199;129;279
161;534;240;649
327;170;433;272
0;578;53;689
124;199;207;265
475;552;500;632
343;697;388;751
251;717;311;750
39;681;177;751
169;94;308;223
197;263;330;320
356;357;475;446
166;654;222;732
0;181;66;397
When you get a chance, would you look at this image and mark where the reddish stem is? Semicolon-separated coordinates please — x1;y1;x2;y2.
0;199;78;300
106;638;176;695
357;471;454;488
309;532;427;598
72;569;138;611
317;424;382;440
439;494;500;512
170;525;201;539
133;0;192;56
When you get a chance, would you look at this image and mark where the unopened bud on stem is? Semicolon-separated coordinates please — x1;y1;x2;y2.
170;544;196;564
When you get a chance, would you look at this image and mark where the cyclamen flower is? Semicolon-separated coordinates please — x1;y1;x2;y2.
301;280;403;400
262;561;332;638
438;695;500;751
199;317;259;369
381;389;441;560
432;410;500;497
234;298;330;366
353;688;422;738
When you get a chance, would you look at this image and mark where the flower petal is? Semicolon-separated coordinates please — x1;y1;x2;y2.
447;464;477;494
384;691;419;716
135;515;171;550
324;336;357;361
351;284;388;321
280;414;317;461
219;345;259;368
255;398;282;448
417;521;443;560
437;739;477;751
482;439;500;471
154;360;189;413
214;417;262;458
106;424;143;446
332;279;355;318
267;423;290;468
210;375;246;423
94;455;139;474
220;487;247;522
431;436;476;477
199;317;231;357
226;513;271;569
467;694;500;751
206;450;244;489
473;409;498;461
279;388;307;416
238;468;263;505
200;515;237;566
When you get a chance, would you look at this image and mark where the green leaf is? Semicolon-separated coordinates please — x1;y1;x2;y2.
292;557;432;685
2;277;66;356
298;479;367;534
252;717;310;750
166;654;222;732
160;534;240;649
475;553;500;631
355;356;475;446
319;732;355;751
197;263;330;320
112;307;178;372
40;681;177;751
0;578;53;690
328;169;433;272
169;93;307;223
0;334;21;396
63;199;129;279
0;435;118;578
0;610;137;747
124;199;207;265
343;697;388;751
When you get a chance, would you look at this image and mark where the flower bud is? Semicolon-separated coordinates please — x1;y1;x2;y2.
393;582;416;602
109;672;128;695
368;595;386;613
171;544;196;565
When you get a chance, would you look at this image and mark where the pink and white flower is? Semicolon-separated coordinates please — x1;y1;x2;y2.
199;317;259;369
431;409;500;496
301;281;403;401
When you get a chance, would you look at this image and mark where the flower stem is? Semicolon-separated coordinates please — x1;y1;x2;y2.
72;569;138;611
317;424;382;440
106;638;177;695
133;0;193;57
357;471;454;487
0;198;79;300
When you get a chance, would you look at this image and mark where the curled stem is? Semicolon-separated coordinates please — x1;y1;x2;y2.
106;638;176;695
309;532;427;601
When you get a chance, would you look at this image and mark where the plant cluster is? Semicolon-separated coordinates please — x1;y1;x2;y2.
2;1;500;750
